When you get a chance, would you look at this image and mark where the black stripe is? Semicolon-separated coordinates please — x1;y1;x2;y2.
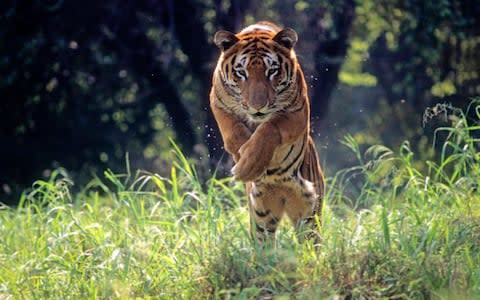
253;190;263;198
266;144;295;175
256;224;265;233
282;145;295;162
269;216;279;226
255;209;270;217
255;223;275;233
257;49;270;56
278;81;292;94
277;140;305;176
304;216;316;225
303;192;313;198
214;88;227;106
230;54;237;66
271;44;290;55
278;55;283;65
256;39;269;48
283;62;288;77
289;101;305;113
214;81;237;105
266;168;279;175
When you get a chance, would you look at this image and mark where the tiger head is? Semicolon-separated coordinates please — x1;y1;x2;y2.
213;23;299;122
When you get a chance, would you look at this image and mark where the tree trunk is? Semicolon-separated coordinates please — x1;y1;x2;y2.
309;0;355;132
172;0;251;173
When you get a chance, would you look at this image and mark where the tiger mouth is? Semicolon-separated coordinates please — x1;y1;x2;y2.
253;112;267;117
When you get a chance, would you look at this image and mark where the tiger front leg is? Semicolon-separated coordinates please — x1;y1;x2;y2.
232;123;281;181
225;123;252;162
233;109;307;182
210;104;252;162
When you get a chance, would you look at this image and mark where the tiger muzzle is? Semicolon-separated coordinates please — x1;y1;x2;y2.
242;70;275;114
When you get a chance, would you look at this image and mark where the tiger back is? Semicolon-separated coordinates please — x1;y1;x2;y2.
210;21;324;243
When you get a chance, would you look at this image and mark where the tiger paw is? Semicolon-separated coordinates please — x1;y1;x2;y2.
231;136;275;181
231;157;267;182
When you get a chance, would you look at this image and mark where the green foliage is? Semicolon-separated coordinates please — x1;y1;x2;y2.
1;102;479;298
340;0;480;101
0;1;196;193
339;0;384;87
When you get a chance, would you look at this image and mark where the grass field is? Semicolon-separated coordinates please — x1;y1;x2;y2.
1;102;479;299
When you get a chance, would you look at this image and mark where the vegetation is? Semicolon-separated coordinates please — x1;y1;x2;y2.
1;101;479;299
1;0;479;297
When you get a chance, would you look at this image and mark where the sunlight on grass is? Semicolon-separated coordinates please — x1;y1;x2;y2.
0;100;479;299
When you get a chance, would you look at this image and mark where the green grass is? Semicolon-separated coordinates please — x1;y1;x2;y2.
1;102;480;299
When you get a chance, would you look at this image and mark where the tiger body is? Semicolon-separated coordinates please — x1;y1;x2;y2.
210;22;324;243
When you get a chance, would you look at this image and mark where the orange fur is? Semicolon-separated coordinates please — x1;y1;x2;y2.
210;22;324;243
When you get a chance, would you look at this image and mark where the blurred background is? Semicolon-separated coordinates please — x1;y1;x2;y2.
1;0;479;203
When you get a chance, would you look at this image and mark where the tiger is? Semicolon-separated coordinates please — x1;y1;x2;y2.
210;21;325;244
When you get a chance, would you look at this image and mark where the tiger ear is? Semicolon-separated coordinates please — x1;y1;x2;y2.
273;28;298;49
214;30;239;51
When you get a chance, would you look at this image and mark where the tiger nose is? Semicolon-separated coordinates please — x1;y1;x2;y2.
249;101;267;111
241;102;267;111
